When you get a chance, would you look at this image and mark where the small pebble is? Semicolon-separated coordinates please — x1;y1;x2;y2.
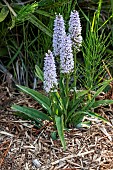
32;159;41;168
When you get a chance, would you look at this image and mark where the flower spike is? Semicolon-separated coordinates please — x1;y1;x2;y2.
53;14;66;56
69;10;82;51
60;35;74;74
44;50;58;93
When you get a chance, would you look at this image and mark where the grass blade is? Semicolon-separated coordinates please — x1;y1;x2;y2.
29;14;52;37
7;42;23;67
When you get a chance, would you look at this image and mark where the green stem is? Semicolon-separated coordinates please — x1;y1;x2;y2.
73;49;77;105
66;74;69;97
64;74;69;125
49;92;55;120
74;49;77;88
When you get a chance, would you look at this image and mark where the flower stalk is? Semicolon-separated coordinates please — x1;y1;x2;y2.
73;49;77;106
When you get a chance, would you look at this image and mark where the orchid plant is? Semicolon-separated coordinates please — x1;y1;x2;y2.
12;10;113;150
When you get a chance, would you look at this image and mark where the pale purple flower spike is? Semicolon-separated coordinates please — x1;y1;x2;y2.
53;14;66;56
60;35;74;74
69;10;82;51
44;50;58;93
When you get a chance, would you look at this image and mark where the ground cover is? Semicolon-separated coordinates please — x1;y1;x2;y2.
0;83;113;170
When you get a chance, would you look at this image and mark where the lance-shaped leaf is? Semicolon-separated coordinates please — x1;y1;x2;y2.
91;99;113;109
12;105;51;122
72;111;108;123
55;115;66;150
83;80;113;110
35;65;44;82
16;85;51;114
0;6;9;22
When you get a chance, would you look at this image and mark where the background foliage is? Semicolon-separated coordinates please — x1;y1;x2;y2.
0;0;113;87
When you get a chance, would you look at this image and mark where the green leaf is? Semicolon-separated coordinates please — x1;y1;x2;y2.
76;90;89;99
77;5;91;24
59;77;65;95
36;10;54;19
9;14;15;29
38;0;69;8
91;100;113;109
35;65;44;82
52;91;64;112
84;80;113;110
0;3;3;8
12;105;51;121
0;48;8;56
0;7;9;22
51;131;57;140
85;111;108;123
70;111;85;127
29;14;52;37
7;42;23;67
12;106;42;126
75;111;108;123
76;121;91;128
16;85;51;114
55;115;66;150
67;96;85;121
16;2;38;22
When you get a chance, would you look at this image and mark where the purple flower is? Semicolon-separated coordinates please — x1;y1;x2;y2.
60;35;74;74
53;14;66;56
69;10;82;51
44;50;58;93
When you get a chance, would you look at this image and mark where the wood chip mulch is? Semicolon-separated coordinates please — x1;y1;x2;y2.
0;83;113;170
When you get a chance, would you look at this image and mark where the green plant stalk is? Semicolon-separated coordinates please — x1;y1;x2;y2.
66;74;69;97
88;92;92;101
65;74;70;125
96;0;102;23
49;92;56;119
73;48;77;106
110;0;113;45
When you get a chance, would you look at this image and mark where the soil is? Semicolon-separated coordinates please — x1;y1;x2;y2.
0;83;113;170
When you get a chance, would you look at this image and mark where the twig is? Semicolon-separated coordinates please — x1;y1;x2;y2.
2;0;17;17
51;150;94;165
0;140;12;167
0;131;14;137
0;140;10;149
